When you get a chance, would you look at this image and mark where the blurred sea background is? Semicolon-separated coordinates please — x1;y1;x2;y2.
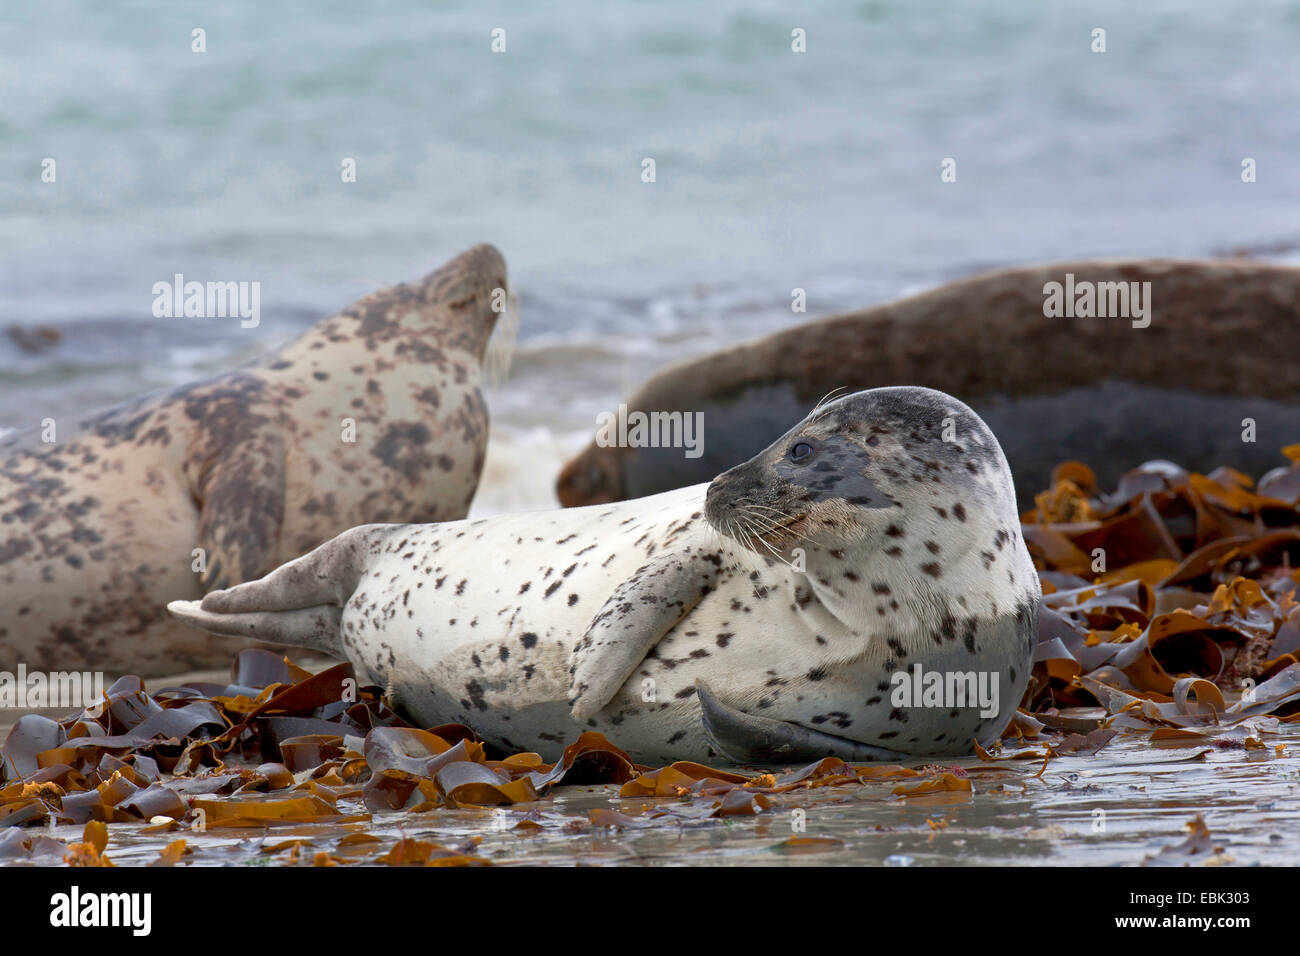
3;0;1299;515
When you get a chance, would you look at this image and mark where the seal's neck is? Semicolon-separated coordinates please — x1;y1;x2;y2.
797;512;989;647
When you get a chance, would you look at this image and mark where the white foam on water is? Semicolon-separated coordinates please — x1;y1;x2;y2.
469;425;591;518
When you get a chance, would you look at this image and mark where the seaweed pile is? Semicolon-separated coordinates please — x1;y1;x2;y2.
2;449;1300;865
1016;450;1300;750
0;651;971;865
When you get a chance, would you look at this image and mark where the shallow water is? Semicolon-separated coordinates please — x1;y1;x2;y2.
6;0;1300;516
19;732;1295;867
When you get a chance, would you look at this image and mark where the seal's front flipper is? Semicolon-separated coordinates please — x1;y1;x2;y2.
696;680;900;765
568;549;722;720
188;417;286;592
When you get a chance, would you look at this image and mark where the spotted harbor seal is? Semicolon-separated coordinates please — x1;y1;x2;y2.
170;387;1039;764
0;243;513;676
558;258;1300;511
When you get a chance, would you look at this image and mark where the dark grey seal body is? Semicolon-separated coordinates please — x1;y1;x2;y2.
558;258;1300;511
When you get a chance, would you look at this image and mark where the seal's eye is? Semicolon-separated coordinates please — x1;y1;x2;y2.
789;441;814;463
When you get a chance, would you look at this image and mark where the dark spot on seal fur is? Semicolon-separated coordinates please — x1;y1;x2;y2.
372;422;435;485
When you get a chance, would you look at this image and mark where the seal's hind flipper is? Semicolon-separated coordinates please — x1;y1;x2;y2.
568;549;722;720
169;524;381;655
168;599;342;653
696;680;900;765
187;404;287;591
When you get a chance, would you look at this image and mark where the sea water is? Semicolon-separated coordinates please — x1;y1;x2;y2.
2;0;1299;512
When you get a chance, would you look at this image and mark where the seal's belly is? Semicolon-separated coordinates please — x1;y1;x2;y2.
338;535;1036;762
330;469;1038;762
374;567;803;760
337;486;720;754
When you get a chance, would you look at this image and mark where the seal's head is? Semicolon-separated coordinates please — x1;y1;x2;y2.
427;243;515;371
705;386;1019;560
556;443;625;508
330;242;515;373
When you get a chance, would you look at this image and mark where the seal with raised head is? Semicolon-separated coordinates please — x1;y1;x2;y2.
0;243;513;676
170;387;1039;764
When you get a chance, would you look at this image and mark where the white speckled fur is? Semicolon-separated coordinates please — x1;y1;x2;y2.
172;387;1039;763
